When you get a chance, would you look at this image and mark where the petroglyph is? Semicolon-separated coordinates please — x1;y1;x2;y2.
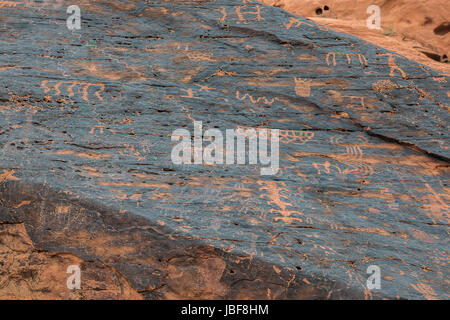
236;2;264;25
1;0;449;300
422;183;450;224
344;95;366;109
410;85;450;112
217;2;264;25
181;85;216;99
312;135;374;177
283;17;328;31
216;7;227;23
279;130;314;145
195;84;215;92
236;126;314;146
236;90;275;105
379;53;407;79
312;160;374;177
326;52;368;67
41;80;104;102
181;88;196;99
294;78;313;97
257;180;303;223
0;169;20;182
0;1;21;8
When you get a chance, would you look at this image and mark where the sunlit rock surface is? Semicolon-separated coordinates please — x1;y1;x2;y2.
0;0;448;299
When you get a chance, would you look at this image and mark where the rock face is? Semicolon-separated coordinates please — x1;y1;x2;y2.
0;0;449;299
262;0;450;72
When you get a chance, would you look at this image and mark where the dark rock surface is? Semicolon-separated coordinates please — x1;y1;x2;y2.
0;0;448;299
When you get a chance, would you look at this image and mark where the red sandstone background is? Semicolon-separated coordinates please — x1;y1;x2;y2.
262;0;450;73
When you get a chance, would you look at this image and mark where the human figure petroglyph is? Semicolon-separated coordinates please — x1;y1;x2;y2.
216;7;227;23
379;53;407;79
326;52;368;67
41;80;104;102
235;5;264;24
217;3;264;25
236;90;275;105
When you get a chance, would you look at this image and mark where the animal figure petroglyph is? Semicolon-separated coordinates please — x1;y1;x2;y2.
330;134;367;157
312;160;373;177
313;135;373;177
41;80;104;102
258;180;303;223
326;52;368;67
283;17;328;31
